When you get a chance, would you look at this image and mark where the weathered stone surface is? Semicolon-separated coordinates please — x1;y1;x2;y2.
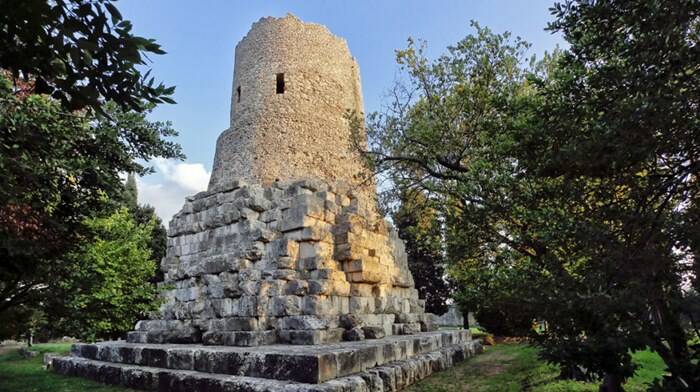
53;334;483;391
340;314;364;330
362;326;386;340
342;327;365;341
65;331;472;384
138;175;433;346
208;14;374;205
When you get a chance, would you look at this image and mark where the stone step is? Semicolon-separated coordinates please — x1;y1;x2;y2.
69;330;471;384
53;339;483;391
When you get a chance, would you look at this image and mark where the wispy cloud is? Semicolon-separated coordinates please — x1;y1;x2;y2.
137;159;211;223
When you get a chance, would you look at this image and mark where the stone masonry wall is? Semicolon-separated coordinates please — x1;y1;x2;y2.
128;179;436;346
208;15;374;204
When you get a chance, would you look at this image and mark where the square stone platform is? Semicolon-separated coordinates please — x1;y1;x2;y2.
52;330;482;391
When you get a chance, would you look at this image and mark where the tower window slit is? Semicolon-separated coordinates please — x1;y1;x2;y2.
236;86;241;102
276;73;285;94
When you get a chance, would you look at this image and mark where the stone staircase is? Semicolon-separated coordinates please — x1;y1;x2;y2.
52;330;482;391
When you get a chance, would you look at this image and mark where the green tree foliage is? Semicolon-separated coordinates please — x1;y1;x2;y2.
0;0;175;112
534;2;700;390
393;190;450;315
122;173;139;211
358;1;700;389
121;172;167;280
50;208;159;341
0;74;182;319
0;304;47;345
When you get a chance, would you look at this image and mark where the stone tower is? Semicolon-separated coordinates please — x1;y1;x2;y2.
120;14;434;346
52;15;482;391
209;14;372;203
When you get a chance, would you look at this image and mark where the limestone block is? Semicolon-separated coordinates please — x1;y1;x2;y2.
302;295;331;315
349;297;375;314
187;299;215;319
299;241;332;259
211;298;237;317
278;328;343;345
285;222;333;242
259;208;280;223
273;238;299;258
278;315;328;330
339;314;363;329
299;256;324;271
258;280;284;297
396;313;419;324
334;243;364;261
273;269;298;281
238;269;261;282
342;327;365;341
276;256;296;269
279;196;325;232
309;268;345;281
271;295;302;316
284;280;309;295
239;280;259;296
205;284;225;299
307;280;330;295
402;323;421;335
329;279;351;296
223;317;259;331
347;270;384;284
349;283;375;297
362;326;385;340
239;295;265;317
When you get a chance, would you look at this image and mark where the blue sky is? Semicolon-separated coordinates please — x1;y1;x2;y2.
118;0;565;221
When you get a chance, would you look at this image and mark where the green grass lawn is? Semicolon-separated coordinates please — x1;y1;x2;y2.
0;343;137;392
0;342;666;392
408;343;666;392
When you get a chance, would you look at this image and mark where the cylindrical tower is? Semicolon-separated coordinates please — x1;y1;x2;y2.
209;14;372;200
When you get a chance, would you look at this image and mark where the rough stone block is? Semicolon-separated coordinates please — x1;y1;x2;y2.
362;326;386;340
342;327;365;341
278;315;328;330
339;314;364;329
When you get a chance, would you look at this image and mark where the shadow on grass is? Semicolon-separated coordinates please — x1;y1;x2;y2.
406;343;665;392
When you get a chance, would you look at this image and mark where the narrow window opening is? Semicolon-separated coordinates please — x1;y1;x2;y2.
276;73;285;94
236;86;241;102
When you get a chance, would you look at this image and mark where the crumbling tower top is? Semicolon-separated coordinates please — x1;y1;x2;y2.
208;14;371;199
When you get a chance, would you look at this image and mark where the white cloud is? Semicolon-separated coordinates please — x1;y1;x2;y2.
136;159;211;223
152;157;211;193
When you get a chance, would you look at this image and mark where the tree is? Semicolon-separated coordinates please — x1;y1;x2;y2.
121;172;167;279
357;1;700;389
393;190;450;315
122;172;139;211
0;0;175;112
534;2;700;389
0;0;180;341
49;208;159;341
0;75;182;318
0;303;47;345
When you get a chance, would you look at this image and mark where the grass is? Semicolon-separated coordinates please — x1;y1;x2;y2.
0;343;137;392
407;343;666;392
0;341;666;392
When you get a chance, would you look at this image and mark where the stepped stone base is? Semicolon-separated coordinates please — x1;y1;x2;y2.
52;330;482;391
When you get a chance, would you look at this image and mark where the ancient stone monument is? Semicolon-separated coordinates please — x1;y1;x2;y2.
53;15;481;391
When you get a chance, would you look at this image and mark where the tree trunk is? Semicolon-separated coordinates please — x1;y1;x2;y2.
599;373;624;392
27;331;33;347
